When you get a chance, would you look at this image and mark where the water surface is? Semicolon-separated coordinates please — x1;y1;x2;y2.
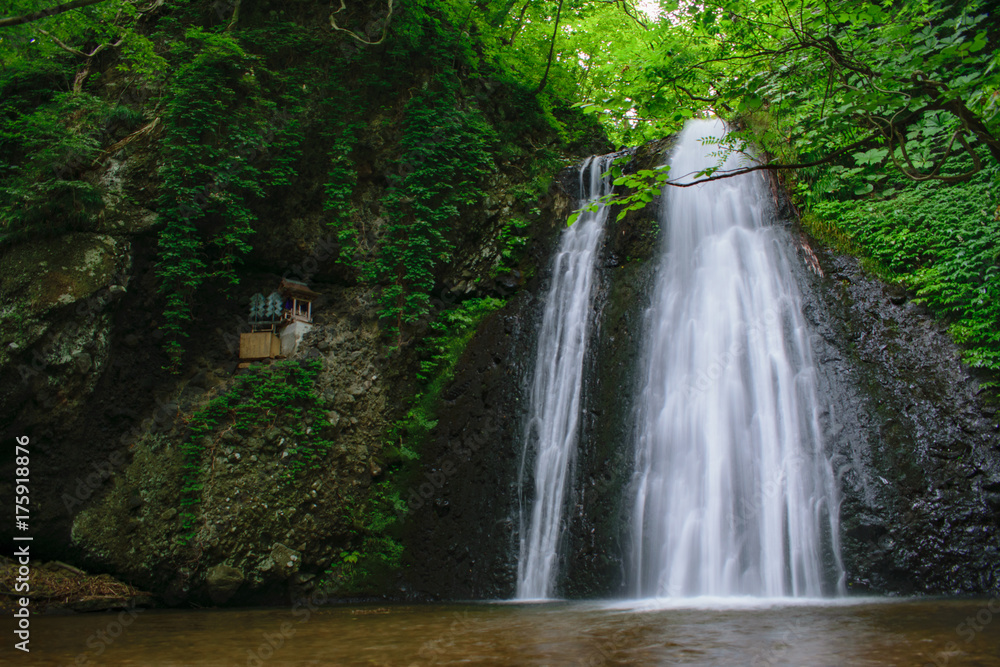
19;598;1000;665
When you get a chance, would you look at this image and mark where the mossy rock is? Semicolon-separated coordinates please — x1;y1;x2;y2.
0;233;124;309
0;233;129;367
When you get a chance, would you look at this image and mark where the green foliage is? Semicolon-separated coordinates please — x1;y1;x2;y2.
176;359;333;542
321;0;615;337
116;29;169;79
470;0;658;144
808;160;1000;376
3;0;608;359
0;79;107;241
569;158;672;225
494;216;532;274
688;0;997;184
1;1;131;63
369;74;498;335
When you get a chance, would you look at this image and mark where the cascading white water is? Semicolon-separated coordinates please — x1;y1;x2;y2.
517;155;613;600
630;119;844;598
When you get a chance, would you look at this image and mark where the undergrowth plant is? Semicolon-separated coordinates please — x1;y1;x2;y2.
807;157;1000;379
319;481;406;594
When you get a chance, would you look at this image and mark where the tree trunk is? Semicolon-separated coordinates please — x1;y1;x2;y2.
534;0;564;95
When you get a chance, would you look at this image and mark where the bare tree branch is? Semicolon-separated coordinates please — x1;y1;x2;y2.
95;116;161;163
36;27;122;58
330;0;394;46
661;134;883;187
889;127;982;183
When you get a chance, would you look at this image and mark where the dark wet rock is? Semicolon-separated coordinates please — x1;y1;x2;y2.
206;564;245;604
268;543;302;579
188;370;208;389
401;293;535;599
793;221;1000;596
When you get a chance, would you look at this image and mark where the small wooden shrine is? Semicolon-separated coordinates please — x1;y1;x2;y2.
279;278;319;324
239;279;319;362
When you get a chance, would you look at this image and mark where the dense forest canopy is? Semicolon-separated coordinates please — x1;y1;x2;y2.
1;0;998;374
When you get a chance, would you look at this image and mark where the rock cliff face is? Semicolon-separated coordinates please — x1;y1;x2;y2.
797;239;1000;595
0;159;589;605
66;296;404;605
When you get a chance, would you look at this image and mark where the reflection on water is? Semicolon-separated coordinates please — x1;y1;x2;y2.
15;599;1000;665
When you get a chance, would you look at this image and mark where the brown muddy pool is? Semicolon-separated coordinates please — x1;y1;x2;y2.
9;598;1000;665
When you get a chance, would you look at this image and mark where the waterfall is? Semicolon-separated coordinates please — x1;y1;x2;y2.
629;119;844;598
517;155;613;600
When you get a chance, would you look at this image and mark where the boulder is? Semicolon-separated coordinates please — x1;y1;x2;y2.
206;564;244;605
268;543;302;579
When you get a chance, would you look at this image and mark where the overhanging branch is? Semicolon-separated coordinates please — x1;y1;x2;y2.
0;0;110;28
36;27;122;58
661;134;879;187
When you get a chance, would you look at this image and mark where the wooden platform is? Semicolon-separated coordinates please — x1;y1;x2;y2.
239;332;280;360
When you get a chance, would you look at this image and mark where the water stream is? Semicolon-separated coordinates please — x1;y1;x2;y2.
629;119;844;598
517;155;614;599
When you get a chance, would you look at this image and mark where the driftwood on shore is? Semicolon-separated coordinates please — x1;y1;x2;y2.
0;556;152;613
